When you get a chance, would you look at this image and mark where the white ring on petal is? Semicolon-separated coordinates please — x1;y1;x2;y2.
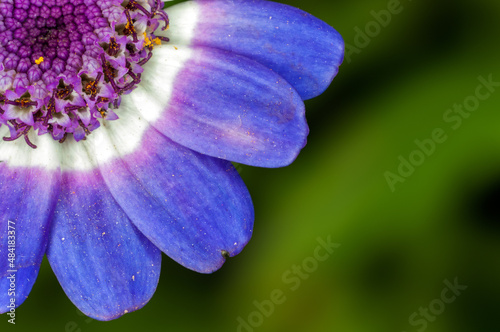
130;45;194;124
158;1;200;45
0;126;60;170
60;136;97;172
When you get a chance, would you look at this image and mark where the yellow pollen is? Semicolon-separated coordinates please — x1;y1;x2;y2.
143;33;161;49
35;57;44;65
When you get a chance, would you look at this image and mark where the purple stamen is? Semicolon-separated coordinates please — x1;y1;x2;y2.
126;1;152;17
138;51;153;66
65;105;83;112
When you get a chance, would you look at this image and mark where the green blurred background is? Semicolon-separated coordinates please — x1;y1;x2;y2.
3;0;500;331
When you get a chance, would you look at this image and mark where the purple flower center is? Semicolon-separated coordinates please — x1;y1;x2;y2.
0;0;168;148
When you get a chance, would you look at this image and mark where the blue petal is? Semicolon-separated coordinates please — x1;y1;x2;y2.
46;170;161;321
0;165;60;313
136;46;308;167
96;124;254;274
164;0;344;100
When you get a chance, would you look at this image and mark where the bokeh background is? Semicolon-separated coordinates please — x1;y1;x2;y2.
3;0;500;331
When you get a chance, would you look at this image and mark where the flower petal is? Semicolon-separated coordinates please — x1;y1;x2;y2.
46;142;161;321
87;100;254;273
162;0;344;100
0;133;60;312
134;45;308;167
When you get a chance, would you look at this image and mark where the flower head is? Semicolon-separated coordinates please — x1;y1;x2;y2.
0;0;169;145
0;0;344;320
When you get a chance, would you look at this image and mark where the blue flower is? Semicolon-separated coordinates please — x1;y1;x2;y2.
0;0;343;320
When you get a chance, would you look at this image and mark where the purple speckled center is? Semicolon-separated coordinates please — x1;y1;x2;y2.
0;0;168;147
